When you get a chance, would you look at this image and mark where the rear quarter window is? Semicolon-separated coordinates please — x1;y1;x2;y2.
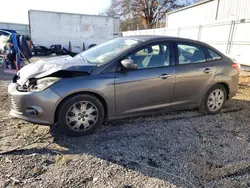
208;49;222;61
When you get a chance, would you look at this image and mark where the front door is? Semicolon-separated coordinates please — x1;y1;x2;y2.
115;42;175;116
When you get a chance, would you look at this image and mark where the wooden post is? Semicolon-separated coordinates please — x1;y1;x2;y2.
68;41;72;52
82;42;85;51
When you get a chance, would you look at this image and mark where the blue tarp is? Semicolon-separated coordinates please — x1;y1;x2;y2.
0;29;21;73
0;29;17;33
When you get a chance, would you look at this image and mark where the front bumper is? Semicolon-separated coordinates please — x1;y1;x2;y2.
8;83;61;125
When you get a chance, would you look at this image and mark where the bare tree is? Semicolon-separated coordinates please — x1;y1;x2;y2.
112;0;183;29
101;0;197;31
100;4;134;31
185;0;203;5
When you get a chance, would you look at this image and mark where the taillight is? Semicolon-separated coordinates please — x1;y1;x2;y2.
232;63;240;72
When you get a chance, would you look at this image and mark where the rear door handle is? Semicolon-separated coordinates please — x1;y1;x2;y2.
203;68;212;74
159;73;172;79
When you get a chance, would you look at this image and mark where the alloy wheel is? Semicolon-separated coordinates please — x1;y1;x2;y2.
66;101;99;131
207;89;225;112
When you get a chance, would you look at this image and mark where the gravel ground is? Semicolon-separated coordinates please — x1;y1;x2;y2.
0;67;250;188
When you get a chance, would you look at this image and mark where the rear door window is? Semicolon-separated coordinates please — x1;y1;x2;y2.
177;44;206;65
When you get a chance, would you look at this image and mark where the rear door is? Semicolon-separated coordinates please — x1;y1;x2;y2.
172;42;218;108
115;41;175;116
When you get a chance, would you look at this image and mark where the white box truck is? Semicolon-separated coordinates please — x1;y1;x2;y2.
28;10;120;53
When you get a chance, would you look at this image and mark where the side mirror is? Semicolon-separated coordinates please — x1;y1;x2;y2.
121;59;137;70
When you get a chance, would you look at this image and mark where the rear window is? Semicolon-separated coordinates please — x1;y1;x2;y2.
208;49;222;61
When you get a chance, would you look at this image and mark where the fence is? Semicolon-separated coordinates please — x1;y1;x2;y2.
122;19;250;66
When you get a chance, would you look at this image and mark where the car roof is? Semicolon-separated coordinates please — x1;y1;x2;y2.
122;35;224;56
123;35;206;45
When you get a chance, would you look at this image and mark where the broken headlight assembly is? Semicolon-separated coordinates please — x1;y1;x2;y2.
28;77;61;92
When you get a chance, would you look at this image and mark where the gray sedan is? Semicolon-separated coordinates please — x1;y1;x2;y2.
8;36;239;136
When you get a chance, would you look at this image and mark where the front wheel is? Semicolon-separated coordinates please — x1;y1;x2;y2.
57;94;104;136
201;85;227;115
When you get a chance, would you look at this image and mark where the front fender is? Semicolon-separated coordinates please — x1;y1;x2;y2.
50;75;115;118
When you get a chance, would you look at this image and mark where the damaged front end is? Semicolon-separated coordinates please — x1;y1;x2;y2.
13;70;90;92
15;76;61;92
12;56;95;92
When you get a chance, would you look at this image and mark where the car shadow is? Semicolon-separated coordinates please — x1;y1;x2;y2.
4;97;250;187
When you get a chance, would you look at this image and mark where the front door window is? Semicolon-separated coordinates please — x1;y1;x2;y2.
127;43;171;69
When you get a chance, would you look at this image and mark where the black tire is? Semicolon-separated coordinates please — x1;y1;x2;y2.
57;94;104;137
200;84;227;115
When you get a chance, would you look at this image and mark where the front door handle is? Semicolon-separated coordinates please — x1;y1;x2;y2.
159;73;172;79
203;68;212;74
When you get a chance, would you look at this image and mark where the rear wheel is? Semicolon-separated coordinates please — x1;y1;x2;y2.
200;84;227;114
57;94;104;136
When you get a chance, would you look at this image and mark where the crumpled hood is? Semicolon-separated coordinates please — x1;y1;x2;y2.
17;55;96;86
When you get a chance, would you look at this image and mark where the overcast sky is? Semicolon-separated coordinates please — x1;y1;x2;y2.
0;0;111;24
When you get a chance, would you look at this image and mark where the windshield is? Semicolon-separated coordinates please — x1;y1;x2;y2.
76;38;140;64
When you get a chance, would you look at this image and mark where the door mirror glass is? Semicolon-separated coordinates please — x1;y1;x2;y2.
121;59;138;70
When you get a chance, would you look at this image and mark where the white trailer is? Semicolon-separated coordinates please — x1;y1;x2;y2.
28;10;120;53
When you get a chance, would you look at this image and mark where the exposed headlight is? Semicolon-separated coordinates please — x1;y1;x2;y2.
29;77;61;92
